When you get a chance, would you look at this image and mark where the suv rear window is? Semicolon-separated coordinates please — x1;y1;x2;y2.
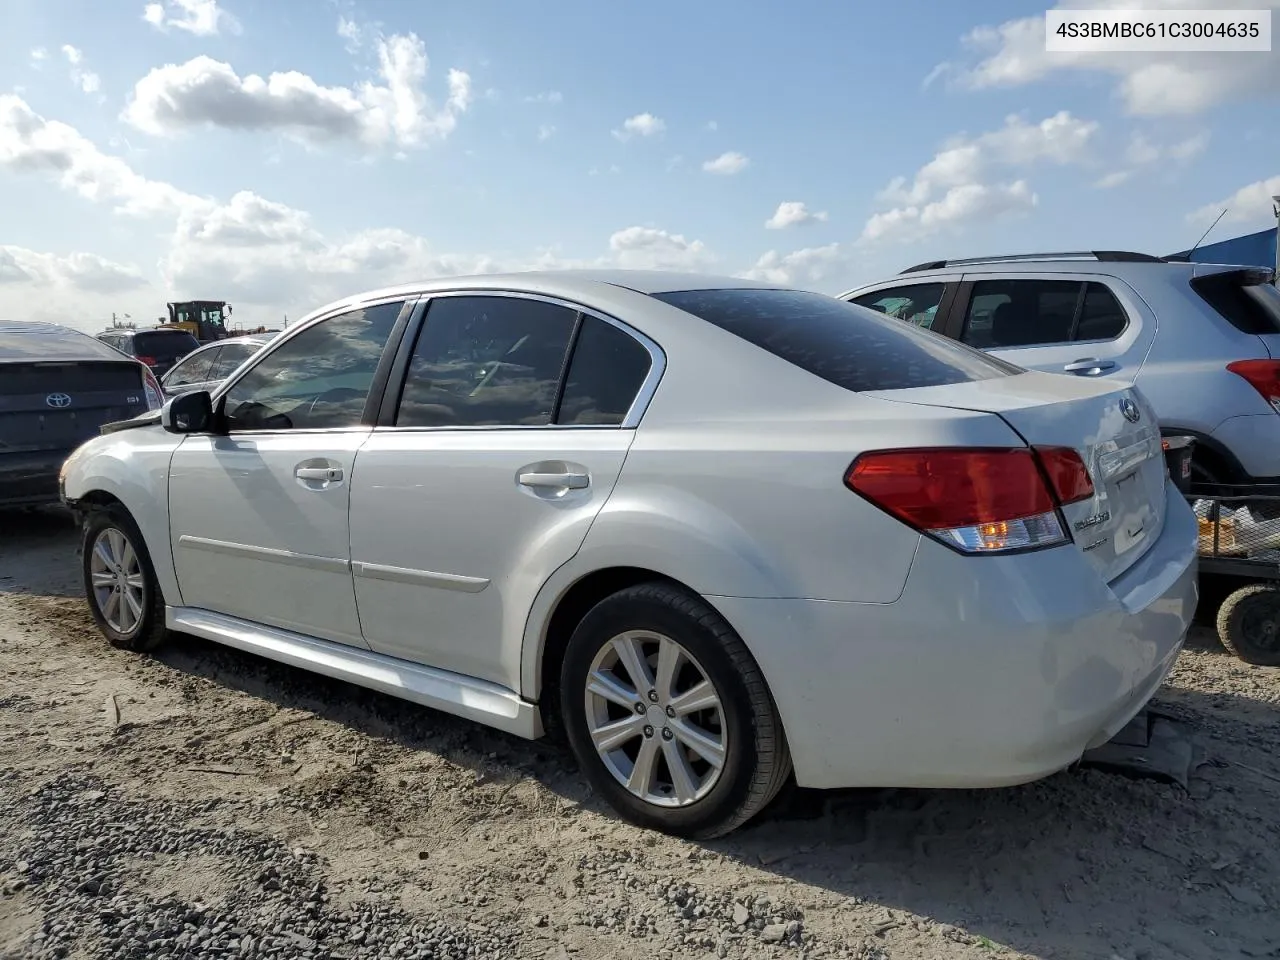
652;288;1021;392
134;331;199;359
1193;270;1280;335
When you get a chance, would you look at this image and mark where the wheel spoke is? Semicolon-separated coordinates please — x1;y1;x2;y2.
124;573;146;591
611;634;654;694
91;572;116;588
627;735;660;794
668;679;719;717
653;637;681;702
590;715;646;753
93;539;115;571
122;588;143;630
121;540;137;575
661;738;698;804
103;588;121;623
669;717;725;769
587;670;637;709
107;529;126;565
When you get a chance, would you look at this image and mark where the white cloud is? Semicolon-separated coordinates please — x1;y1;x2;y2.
606;226;712;270
30;47;48;67
121;33;471;149
1096;130;1208;189
738;243;845;285
702;151;749;175
862;181;1038;245
337;16;363;51
878;111;1097;207
524;91;563;104
939;1;1280;115
612;112;664;141
706;120;718;132
537;124;555;141
143;0;240;36
765;201;828;229
61;45;101;95
0;245;148;294
1189;175;1280;226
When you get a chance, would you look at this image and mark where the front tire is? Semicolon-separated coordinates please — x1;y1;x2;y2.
559;582;791;838
81;507;168;653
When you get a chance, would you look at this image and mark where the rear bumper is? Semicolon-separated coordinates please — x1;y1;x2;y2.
711;480;1199;790
0;451;69;506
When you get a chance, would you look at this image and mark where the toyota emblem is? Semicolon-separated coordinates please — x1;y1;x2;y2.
45;393;72;409
1120;398;1140;423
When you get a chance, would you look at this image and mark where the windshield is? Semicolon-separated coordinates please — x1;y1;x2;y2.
652;288;1023;393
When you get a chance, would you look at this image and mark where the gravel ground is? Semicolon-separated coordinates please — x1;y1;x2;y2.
2;506;1280;960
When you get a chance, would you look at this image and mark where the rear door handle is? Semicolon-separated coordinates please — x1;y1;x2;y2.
295;466;343;481
518;471;589;489
1063;358;1116;375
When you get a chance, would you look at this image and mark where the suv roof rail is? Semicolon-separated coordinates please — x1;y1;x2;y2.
899;250;1166;274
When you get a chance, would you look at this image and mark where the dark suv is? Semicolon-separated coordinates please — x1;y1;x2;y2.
1;321;163;507
97;327;200;377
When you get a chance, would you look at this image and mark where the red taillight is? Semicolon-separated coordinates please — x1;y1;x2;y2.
1227;359;1280;413
136;355;157;367
846;446;1093;555
1032;445;1094;505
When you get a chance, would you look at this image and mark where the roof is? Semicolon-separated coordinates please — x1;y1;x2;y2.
0;320;134;363
288;269;786;329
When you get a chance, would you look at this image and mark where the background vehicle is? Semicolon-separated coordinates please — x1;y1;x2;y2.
97;326;200;378
1;320;163;507
159;300;234;344
842;251;1280;490
61;272;1197;837
161;335;273;397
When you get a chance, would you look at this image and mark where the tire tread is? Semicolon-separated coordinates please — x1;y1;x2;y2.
1216;583;1280;667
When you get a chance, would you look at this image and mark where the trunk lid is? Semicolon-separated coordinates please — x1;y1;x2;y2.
866;371;1167;584
0;361;150;454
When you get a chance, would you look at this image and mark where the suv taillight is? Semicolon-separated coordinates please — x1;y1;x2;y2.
845;447;1093;554
1226;359;1280;413
140;365;164;410
136;355;157;367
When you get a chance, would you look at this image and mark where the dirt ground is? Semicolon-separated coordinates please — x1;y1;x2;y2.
2;507;1279;960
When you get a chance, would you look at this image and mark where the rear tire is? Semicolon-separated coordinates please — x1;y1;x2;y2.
1217;584;1280;667
559;582;791;838
81;507;169;653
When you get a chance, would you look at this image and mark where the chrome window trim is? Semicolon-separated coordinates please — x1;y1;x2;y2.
381;288;666;433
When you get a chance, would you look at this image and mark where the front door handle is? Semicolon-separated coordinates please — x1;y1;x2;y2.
295;466;343;482
1063;358;1116;375
518;471;589;490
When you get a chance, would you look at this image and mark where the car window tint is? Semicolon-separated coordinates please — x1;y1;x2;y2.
168;349;217;386
397;296;577;428
209;342;255;380
653;288;1020;393
850;283;945;330
222;302;403;431
556;316;653;426
1074;283;1128;341
960;279;1083;349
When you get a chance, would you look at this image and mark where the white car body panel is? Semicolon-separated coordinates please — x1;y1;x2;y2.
168;430;371;647
60;270;1199;792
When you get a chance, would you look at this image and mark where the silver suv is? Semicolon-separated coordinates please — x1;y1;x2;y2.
841;251;1280;487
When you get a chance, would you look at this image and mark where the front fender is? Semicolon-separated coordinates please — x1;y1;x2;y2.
62;428;182;605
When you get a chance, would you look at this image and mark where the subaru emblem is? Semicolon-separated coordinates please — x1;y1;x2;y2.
1120;398;1140;423
45;393;72;409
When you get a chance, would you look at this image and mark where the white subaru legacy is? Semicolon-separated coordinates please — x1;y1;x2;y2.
60;271;1198;837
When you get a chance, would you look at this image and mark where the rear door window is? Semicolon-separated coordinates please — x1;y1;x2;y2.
849;283;945;330
135;331;199;361
961;279;1080;348
652;288;1020;392
556;316;653;425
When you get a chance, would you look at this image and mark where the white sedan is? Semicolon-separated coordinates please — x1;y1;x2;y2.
60;271;1199;837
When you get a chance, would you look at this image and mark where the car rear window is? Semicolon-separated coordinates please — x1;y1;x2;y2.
651;288;1022;392
134;331;200;359
1192;269;1280;335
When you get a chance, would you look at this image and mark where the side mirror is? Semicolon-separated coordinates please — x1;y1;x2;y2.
161;391;217;434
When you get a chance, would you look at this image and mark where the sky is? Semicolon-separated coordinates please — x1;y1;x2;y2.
1;0;1278;334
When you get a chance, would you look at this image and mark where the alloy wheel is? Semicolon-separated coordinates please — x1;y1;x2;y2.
583;630;727;808
89;527;146;637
